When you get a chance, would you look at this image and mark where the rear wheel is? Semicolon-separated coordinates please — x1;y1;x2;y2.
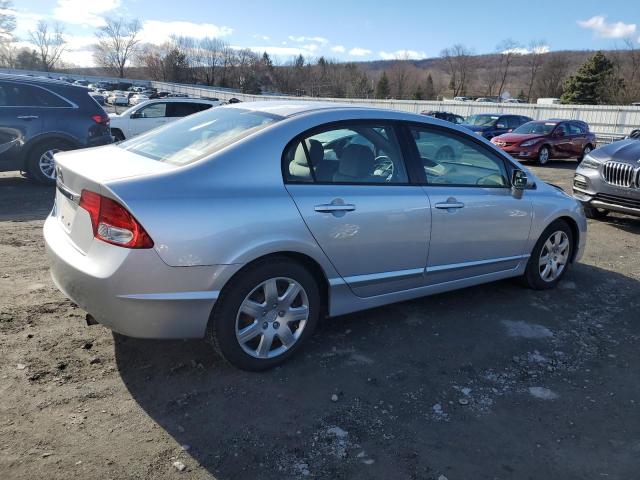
111;129;125;141
208;257;320;371
537;145;550;165
522;220;573;290
26;139;73;185
584;206;609;219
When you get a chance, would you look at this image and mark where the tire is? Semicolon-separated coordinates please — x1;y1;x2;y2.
578;144;592;161
25;139;74;185
207;257;321;371
522;219;573;290
537;145;551;165
584;206;609;220
111;129;125;141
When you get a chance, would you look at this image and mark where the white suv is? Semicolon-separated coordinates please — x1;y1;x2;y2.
109;98;221;140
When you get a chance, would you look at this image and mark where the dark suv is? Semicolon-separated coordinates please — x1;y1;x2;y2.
0;74;113;184
461;113;532;140
421;111;465;125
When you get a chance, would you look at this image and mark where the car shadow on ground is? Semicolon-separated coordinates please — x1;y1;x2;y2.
0;174;54;222
114;263;640;479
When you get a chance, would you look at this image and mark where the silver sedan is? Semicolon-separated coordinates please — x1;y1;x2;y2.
45;102;587;370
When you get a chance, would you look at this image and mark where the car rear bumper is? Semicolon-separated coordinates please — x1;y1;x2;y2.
44;213;235;339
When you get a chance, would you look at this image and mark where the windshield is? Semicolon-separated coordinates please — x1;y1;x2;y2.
465;114;499;126
119;107;281;165
513;122;556;135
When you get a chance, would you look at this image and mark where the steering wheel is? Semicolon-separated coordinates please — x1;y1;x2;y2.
373;155;394;180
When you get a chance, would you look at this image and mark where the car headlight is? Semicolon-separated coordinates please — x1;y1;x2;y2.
580;154;601;169
520;139;541;147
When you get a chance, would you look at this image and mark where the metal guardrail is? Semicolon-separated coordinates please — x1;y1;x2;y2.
1;68;637;143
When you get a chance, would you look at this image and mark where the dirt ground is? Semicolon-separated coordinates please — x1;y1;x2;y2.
1;161;639;480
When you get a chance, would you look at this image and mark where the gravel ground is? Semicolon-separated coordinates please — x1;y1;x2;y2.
1;160;639;480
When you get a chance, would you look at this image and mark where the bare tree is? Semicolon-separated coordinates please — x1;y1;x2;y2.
440;44;473;97
196;37;224;85
29;20;66;71
94;17;141;78
495;39;521;99
0;0;16;67
534;52;570;99
524;40;547;101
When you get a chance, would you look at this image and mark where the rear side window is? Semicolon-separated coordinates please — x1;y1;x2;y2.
408;126;508;187
135;103;167;118
167;102;213;117
119;107;280;165
283;124;409;184
0;82;70;107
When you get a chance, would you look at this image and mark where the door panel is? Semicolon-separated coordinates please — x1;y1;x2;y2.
424;186;532;284
286;184;431;297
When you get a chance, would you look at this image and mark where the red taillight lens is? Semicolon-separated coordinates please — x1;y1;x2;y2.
79;190;153;249
91;114;110;126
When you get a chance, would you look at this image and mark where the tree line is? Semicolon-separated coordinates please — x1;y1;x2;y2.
1;3;638;105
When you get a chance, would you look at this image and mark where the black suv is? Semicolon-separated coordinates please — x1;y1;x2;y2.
0;74;113;184
421;110;465;125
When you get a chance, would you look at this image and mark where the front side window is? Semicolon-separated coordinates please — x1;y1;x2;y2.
135;103;167;118
120;107;281;165
409;126;508;187
167;102;213;117
284;124;408;184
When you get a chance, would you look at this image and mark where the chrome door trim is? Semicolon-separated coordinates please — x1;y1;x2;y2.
338;267;425;287
427;254;530;273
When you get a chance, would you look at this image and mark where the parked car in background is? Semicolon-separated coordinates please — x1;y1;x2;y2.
573;139;640;219
537;98;560;105
504;98;526;104
626;129;640;139
149;91;171;99
475;97;497;103
0;74;112;184
45;101;586;370
107;91;129;106
461;114;532;140
453;96;471;102
491;119;596;165
89;92;105;106
421;111;465;125
129;94;149;106
109;98;220;140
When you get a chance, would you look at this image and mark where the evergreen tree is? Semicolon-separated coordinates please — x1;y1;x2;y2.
375;71;390;99
412;85;424;100
517;89;526;101
560;51;617;104
261;51;273;69
424;73;435;100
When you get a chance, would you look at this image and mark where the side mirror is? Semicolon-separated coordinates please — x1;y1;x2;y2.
511;169;527;198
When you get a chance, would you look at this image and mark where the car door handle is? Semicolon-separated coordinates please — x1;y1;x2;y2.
17;115;39;120
434;201;465;209
314;204;356;213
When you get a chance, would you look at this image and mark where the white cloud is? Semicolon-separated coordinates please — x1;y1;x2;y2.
331;45;345;53
379;49;426;60
348;47;371;56
289;35;329;44
139;20;233;45
502;45;550;55
11;10;46;40
578;15;636;39
52;0;121;28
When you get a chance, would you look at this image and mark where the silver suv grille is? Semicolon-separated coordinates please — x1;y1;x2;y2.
602;162;638;188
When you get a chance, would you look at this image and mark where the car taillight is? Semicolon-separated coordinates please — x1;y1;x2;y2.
79;190;153;248
91;114;110;126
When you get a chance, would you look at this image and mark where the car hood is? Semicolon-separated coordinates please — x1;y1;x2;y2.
493;133;546;143
591;139;640;164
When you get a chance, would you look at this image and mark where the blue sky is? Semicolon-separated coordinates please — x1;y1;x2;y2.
12;0;640;66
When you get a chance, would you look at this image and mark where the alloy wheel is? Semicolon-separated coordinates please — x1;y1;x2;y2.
38;149;61;180
538;147;549;165
538;231;570;282
235;277;309;359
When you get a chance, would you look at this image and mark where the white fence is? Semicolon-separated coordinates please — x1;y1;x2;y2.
2;68;638;142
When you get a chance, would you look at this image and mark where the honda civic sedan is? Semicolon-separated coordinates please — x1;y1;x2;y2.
45;102;587;370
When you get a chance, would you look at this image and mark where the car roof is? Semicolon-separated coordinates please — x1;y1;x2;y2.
0;73;88;91
224;101;372;118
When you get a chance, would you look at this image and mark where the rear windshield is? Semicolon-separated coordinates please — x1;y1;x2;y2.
118;107;281;165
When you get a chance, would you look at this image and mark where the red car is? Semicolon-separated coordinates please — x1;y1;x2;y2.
491;119;596;165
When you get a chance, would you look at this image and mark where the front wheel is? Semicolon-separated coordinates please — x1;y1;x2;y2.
522;220;573;290
537;146;550;165
207;257;321;371
578;144;592;161
584;206;608;219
